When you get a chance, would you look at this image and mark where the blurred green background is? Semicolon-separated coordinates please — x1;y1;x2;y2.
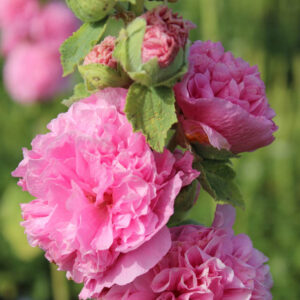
0;0;299;299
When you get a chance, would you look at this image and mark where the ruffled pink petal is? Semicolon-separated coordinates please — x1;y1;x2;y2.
177;96;276;153
80;227;171;299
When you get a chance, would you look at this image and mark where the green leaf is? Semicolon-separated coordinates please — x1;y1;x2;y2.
102;17;125;38
78;63;131;91
125;83;177;152
62;82;91;107
60;20;108;76
60;17;124;77
168;180;200;226
193;143;238;161
196;160;244;208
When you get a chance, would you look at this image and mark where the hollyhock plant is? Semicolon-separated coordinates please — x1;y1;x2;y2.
12;88;199;298
141;6;195;68
4;43;66;103
174;40;277;153
100;205;273;300
83;36;117;68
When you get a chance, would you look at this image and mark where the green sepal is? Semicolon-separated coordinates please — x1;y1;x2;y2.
60;17;124;77
78;63;132;92
66;0;117;23
62;82;91;107
125;83;177;152
196;160;244;208
168;180;200;226
114;17;188;87
113;18;145;73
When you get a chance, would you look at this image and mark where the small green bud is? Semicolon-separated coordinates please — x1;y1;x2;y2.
66;0;117;23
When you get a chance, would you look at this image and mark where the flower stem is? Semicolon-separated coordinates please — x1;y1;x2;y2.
131;0;145;16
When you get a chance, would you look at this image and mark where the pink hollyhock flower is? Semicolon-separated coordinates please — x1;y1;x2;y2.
0;0;39;55
100;205;273;300
30;2;79;49
141;6;195;68
12;88;199;298
174;40;277;153
83;36;117;68
4;43;66;103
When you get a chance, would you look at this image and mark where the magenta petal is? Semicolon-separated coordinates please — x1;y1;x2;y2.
179;96;276;153
222;289;252;300
175;40;277;153
182;119;230;150
212;204;236;229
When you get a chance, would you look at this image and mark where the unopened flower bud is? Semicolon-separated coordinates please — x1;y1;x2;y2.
84;36;117;68
66;0;116;22
142;6;195;68
79;36;131;90
114;6;195;87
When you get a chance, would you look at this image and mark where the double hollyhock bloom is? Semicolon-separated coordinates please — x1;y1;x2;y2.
0;0;78;103
174;41;277;153
141;6;195;68
100;205;273;300
12;88;199;299
83;36;117;68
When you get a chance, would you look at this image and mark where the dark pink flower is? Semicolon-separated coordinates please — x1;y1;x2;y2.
83;36;117;69
141;6;195;68
100;205;273;300
174;41;277;153
12;88;199;299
